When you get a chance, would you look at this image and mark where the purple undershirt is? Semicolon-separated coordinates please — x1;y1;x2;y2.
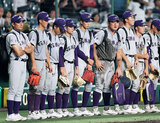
147;46;151;64
59;47;64;67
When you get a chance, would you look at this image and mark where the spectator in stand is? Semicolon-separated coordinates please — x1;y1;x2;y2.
145;8;153;19
145;17;153;31
48;9;56;31
90;12;101;29
152;0;160;13
127;0;148;21
59;0;78;18
40;0;55;14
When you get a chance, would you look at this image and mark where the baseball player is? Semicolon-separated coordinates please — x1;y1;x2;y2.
71;12;94;116
92;14;123;116
39;18;66;119
56;18;79;117
130;20;148;113
27;11;53;120
6;15;33;121
142;19;160;113
117;11;139;114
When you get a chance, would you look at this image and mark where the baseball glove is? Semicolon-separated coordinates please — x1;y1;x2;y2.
125;68;137;80
149;69;160;80
57;75;70;89
27;72;41;86
139;74;148;90
110;74;119;88
73;75;86;86
82;70;95;83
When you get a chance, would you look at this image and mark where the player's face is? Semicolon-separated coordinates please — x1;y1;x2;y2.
109;21;119;31
66;26;74;34
55;26;61;35
40;20;49;28
127;16;135;26
12;21;24;31
137;26;145;34
81;21;90;29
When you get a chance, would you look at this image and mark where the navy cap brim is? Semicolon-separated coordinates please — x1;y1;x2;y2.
59;26;66;31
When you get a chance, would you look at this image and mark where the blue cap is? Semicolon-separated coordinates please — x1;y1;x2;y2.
38;11;51;21
11;15;25;23
152;19;160;30
66;18;75;27
54;18;66;31
122;11;136;19
134;20;146;27
108;14;119;22
80;12;93;22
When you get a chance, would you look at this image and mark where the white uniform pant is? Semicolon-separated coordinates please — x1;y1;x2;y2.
7;60;27;102
94;60;115;93
57;61;74;94
72;59;92;92
42;63;58;96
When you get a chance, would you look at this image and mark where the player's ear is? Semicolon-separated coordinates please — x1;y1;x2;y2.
80;21;83;25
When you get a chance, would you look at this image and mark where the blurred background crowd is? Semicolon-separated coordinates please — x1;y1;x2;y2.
0;0;159;35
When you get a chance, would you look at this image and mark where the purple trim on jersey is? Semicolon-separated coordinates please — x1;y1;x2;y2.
34;94;41;111
93;91;101;106
129;91;136;105
143;89;149;104
62;93;69;109
7;100;14;115
150;90;156;105
71;90;78;108
40;94;46;110
103;92;111;106
147;46;151;64
28;94;35;111
133;92;140;104
56;93;62;109
90;45;94;59
82;91;90;107
74;47;78;66
14;101;21;114
124;89;130;105
59;47;64;67
77;46;88;63
47;95;54;109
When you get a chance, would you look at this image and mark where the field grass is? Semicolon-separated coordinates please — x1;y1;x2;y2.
1;105;160;123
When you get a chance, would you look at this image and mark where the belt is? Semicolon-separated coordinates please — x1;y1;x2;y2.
151;57;159;60
14;58;27;62
35;59;46;61
139;61;144;63
126;54;134;58
64;60;74;64
99;59;114;62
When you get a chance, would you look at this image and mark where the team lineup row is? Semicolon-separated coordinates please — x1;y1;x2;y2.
5;10;160;121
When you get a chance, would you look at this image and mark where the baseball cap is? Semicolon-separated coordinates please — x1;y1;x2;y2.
66;18;75;27
152;19;160;30
38;11;51;21
134;20;146;27
122;11;136;19
80;12;93;22
11;15;25;23
108;14;119;22
54;18;66;31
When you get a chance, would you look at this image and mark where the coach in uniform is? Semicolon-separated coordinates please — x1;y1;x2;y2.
6;15;33;121
27;11;53;120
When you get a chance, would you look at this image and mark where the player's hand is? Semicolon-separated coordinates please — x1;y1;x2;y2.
48;64;53;73
115;67;122;77
75;66;79;76
150;65;157;73
60;67;67;77
31;64;38;73
95;60;104;71
87;58;94;66
134;59;139;69
87;64;92;71
24;44;33;54
143;68;149;76
126;61;132;69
